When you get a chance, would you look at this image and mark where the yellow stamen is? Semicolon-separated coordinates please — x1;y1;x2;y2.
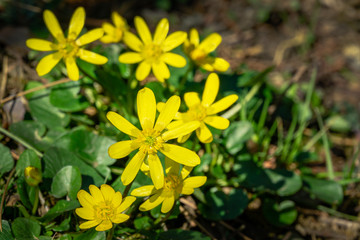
141;44;163;63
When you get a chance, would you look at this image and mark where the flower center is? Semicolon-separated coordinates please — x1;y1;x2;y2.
164;175;182;192
141;44;163;63
58;39;79;57
187;104;207;121
139;129;164;154
94;201;115;221
190;48;207;61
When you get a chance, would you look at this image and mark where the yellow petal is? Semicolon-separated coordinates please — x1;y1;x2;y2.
89;185;104;204
110;213;129;224
76;28;104;46
102;22;115;34
183;176;207;189
180;165;193;179
181;187;194;195
148;154;164;189
184;92;200;108
153;18;169;44
78;49;108;65
196;123;213;143
161;193;175;213
189;28;199;46
106;111;142;138
121;150;146;185
26;39;55;51
163;31;187;52
77;190;95;208
123;32;143;52
204;116;229;130
212;57;230;72
36;52;62;76
100;184;115;203
75;207;95;220
135;61;151;81
108;140;139;159
65;57;79;81
160;143;200;166
206;94;238;115
152;61;170;82
156;101;165;113
112;12;127;28
202;73;219;107
199;61;215;72
139;193;164;211
167;119;184;129
43;10;64;41
131;185;156;197
162;53;186;68
162;121;200;141
68;7;85;40
118;196;136;213
79;219;101;229
118;52;143;64
134;16;152;44
154;95;180;132
198;33;222;53
111;192;123;208
165;157;180;175
177;133;191;143
100;35;115;44
95;220;112;231
137;87;156;130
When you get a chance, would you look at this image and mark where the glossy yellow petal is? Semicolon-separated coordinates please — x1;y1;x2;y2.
79;219;101;229
162;53;186;67
198;33;222;53
180;165;193;179
160;144;200;166
167;119;184;129
95;220;112;231
118;52;143;64
156;101;166;113
196;123;213;143
108;140;139;159
140;162;150;176
77;189;95;208
154;18;169;44
184;92;200;108
75;207;94;220
43;10;64;41
137;87;156;130
199;61;215;72
139;193;164;211
110;213;129;224
102;22;115;34
89;185;104;204
135;61;151;81
111;192;122;208
154;95;180;132
100;184;115;203
152;61;170;82
36;52;62;76
181;187;194;195
202;73;219;107
162;121;200;141
121;150;146;185
161;193;175;213
117;196;136;213
76;28;104;46
106;111;142;138
68;7;85;40
204;116;229;130
100;35;115;44
134;16;152;44
206;94;238;115
165;157;180;175
65;57;79;81
177;133;191;143
189;28;199;46
26;39;55;51
78;49;108;65
212;57;230;72
148;154;164;189
112;12;127;28
131;185;156;197
163;31;187;52
123;32;143;52
183;176;207;189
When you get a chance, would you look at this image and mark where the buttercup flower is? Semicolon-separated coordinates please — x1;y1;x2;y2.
158;73;238;143
26;7;108;80
119;16;187;82
107;88;200;189
100;12;128;43
76;184;135;231
131;158;207;213
183;28;229;72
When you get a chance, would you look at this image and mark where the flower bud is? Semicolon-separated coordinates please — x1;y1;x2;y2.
24;166;42;187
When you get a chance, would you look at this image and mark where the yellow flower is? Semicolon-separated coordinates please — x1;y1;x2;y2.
131;158;206;213
118;16;187;82
100;12;128;43
107;88;200;189
26;7;108;81
159;73;238;143
184;28;229;72
76;184;135;231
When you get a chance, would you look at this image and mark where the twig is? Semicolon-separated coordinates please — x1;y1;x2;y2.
0;55;8;101
0;167;16;231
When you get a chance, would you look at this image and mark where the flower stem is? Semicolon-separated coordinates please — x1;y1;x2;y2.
31;187;39;215
0;167;15;231
122;181;134;198
154;205;175;226
106;226;115;240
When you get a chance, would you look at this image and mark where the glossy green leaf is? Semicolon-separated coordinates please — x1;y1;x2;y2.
51;165;82;200
134;216;153;230
0;220;13;240
40;200;80;223
262;199;297;227
74;228;106;240
0;144;13;177
223;121;254;154
12;217;41;240
16;149;41;176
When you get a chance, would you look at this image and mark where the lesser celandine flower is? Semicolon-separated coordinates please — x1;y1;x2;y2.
76;184;135;231
24;166;42;187
131;158;206;213
183;28;229;72
119;16;187;82
26;7;108;80
100;12;128;43
158;73;238;143
107;88;200;189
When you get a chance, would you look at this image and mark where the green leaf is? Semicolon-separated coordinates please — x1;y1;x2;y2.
40;200;80;223
198;188;248;220
12;217;41;240
326;115;351;133
74;228;106;240
16;149;41;176
95;69;126;99
50;80;89;112
16;177;33;209
51;165;82;200
264;168;302;196
134;216;153;230
302;175;343;205
262;199;298;227
223;121;254;154
0;220;13;240
0;144;13;177
157;229;210;240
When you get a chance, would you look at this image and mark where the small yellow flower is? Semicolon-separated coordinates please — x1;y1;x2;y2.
107;88;200;189
159;73;238;143
26;7;108;80
184;28;230;72
119;16;187;82
100;12;128;43
76;184;135;231
24;166;42;187
131;158;206;213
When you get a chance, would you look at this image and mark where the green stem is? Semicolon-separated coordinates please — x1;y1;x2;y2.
106;226;115;240
122;181;134;198
154;204;175;225
32;187;39;215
